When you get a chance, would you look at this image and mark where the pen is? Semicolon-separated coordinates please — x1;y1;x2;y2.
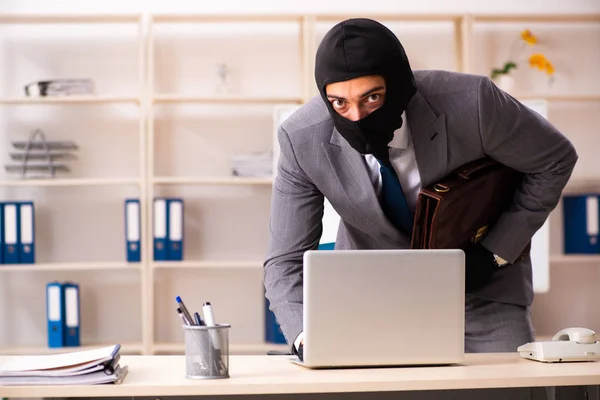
194;312;205;326
203;302;224;357
176;307;192;326
202;302;223;374
176;296;195;326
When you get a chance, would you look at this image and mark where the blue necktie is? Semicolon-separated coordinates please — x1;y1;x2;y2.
378;160;413;234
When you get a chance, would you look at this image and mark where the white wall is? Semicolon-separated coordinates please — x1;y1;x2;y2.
0;0;599;351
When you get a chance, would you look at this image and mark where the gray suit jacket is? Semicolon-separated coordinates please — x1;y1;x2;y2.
264;70;578;350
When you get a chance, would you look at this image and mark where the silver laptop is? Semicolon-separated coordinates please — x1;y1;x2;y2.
298;249;465;368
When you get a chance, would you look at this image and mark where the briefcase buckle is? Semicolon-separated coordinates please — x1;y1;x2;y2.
433;183;449;193
471;225;488;242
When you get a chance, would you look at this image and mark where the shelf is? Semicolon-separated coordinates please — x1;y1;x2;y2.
0;262;142;272
153;14;303;23
0;96;140;105
315;13;463;22
154;261;262;269
0;342;144;355
152;94;303;104
517;94;600;102
550;255;600;264
563;179;600;194
153;176;273;186
0;177;140;187
152;342;288;355
0;14;141;24
473;13;600;23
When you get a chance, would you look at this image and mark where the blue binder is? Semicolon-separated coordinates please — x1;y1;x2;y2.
563;194;600;254
63;282;81;347
265;297;286;344
125;199;141;262
46;282;65;348
167;198;183;261
0;202;4;264
18;201;35;264
3;202;20;264
153;198;168;261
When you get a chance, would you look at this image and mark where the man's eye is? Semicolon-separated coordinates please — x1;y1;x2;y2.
367;94;381;102
332;100;346;108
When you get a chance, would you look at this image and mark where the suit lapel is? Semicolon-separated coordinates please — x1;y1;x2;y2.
323;130;404;244
407;92;448;188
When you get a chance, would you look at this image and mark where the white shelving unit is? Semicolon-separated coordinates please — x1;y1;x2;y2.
0;12;598;356
0;13;148;356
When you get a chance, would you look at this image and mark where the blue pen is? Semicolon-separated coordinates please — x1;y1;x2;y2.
176;296;195;326
194;312;205;326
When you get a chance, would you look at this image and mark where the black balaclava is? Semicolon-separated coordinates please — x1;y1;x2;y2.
315;18;417;165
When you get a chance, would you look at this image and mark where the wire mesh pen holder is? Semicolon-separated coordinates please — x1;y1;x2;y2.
183;324;231;380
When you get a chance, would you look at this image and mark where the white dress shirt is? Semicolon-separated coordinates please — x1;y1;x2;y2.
294;112;422;352
363;111;422;213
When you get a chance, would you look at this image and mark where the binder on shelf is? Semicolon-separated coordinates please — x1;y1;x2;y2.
3;203;20;264
264;297;286;344
46;282;65;348
0;202;4;264
63;282;81;347
167;198;183;261
563;194;600;254
153;198;167;261
124;199;141;262
18;201;35;264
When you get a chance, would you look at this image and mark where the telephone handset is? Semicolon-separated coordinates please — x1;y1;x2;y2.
517;327;600;363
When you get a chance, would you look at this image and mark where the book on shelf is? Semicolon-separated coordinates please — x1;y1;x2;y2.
0;344;128;386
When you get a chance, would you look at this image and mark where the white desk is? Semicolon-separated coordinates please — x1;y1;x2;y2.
1;353;599;398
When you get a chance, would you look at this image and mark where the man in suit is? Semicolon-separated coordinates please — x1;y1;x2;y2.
263;18;577;359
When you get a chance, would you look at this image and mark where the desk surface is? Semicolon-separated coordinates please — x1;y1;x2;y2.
2;353;600;398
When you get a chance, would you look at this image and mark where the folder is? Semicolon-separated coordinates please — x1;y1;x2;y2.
63;282;81;347
167;198;183;261
3;203;20;264
124;199;141;262
0;202;4;264
264;297;286;344
18;201;35;264
563;194;600;254
153;198;167;261
46;282;65;348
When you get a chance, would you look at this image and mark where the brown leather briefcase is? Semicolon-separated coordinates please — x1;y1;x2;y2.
411;157;527;254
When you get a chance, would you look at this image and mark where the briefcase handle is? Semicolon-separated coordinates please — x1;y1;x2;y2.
456;158;500;180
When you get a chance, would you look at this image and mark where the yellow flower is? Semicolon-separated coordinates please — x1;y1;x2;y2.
521;29;537;45
528;53;555;75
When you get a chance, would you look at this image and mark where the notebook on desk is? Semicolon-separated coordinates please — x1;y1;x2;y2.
0;344;128;386
295;249;466;369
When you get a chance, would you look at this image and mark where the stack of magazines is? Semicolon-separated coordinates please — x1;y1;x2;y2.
0;344;128;386
24;79;95;97
230;151;272;177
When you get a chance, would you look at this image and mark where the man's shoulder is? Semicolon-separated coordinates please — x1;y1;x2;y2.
280;95;334;139
413;70;488;98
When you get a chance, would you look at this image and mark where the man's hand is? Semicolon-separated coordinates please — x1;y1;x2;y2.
465;243;498;292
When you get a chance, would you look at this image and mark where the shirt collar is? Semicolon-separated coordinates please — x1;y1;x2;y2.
388;111;409;149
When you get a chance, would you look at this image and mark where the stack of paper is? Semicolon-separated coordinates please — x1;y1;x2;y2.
231;151;273;177
24;79;95;97
0;344;128;386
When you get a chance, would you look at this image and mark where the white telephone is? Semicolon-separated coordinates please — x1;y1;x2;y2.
517;327;600;363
